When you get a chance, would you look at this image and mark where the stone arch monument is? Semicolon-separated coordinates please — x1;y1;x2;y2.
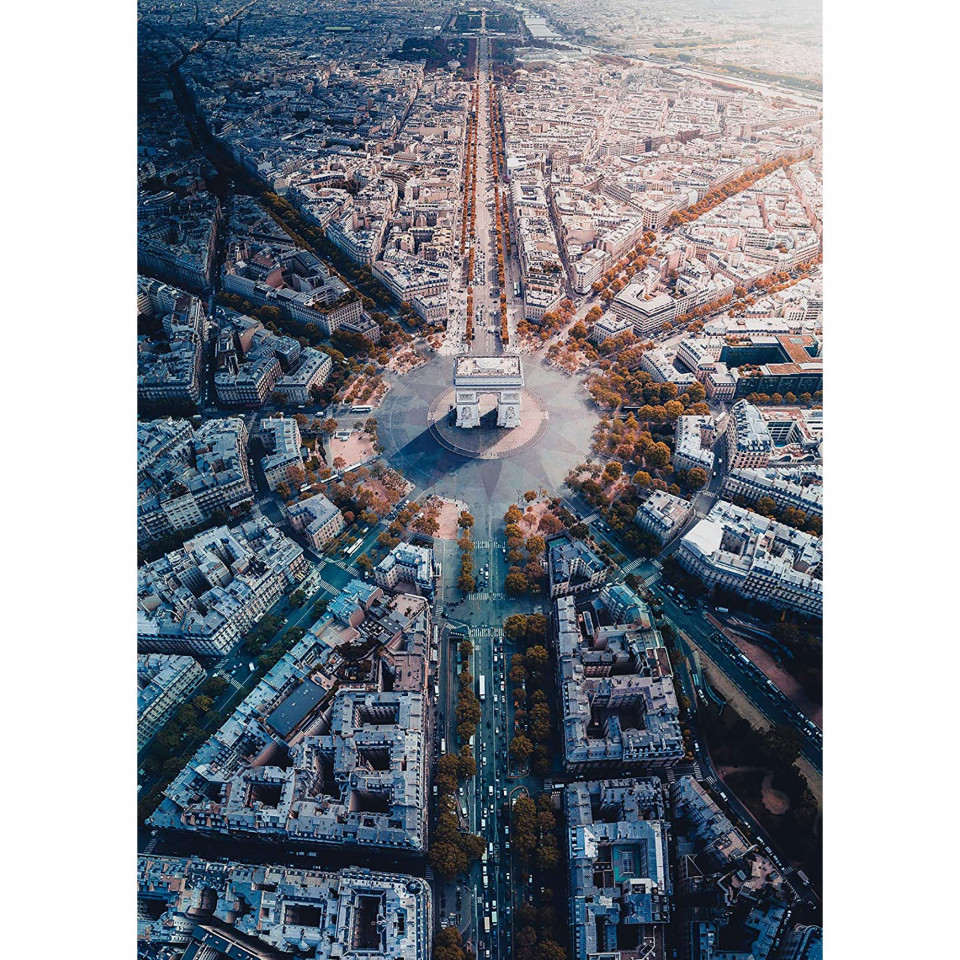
454;355;523;429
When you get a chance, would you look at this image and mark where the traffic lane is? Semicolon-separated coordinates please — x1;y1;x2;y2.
669;608;822;772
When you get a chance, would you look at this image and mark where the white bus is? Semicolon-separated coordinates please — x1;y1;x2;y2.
478;675;486;700
350;405;373;414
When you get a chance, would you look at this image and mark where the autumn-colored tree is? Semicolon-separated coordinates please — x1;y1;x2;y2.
687;467;708;490
510;733;534;761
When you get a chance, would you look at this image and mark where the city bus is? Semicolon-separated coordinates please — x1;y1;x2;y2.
484;917;491;934
350;405;373;414
478;675;486;700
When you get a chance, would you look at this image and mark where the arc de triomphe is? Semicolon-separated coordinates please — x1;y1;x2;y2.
453;355;523;429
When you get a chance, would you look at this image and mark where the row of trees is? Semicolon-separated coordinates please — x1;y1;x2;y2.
257;189;403;313
510;793;569;960
744;390;823;407
488;80;512;345
457;509;476;593
502;503;547;596
506;619;555;777
665;150;815;229
429;748;484;881
587;351;708;412
137;672;232;824
589;231;658;304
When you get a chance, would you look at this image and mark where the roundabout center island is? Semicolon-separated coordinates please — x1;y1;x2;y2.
428;355;549;460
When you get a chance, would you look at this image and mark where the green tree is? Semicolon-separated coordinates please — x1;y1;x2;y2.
510;664;529;685
526;645;549;671
535;940;567;960
525;613;548;642
764;724;803;768
193;694;214;714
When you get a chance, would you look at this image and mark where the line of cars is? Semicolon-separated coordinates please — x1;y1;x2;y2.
710;630;823;744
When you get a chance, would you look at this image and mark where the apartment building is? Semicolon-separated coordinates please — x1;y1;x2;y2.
374;542;436;598
548;535;607;599
275;348;333;405
566;778;672;960
556;592;684;773
589;312;633;344
723;467;823;517
259;417;304;492
726;400;774;469
215;353;282;406
635;489;694;543
677;500;823;617
610;283;677;335
138;856;431;960
286;492;345;549
136;654;205;751
674;415;716;474
598;581;645;625
137;418;254;545
137;518;307;657
152;657;428;853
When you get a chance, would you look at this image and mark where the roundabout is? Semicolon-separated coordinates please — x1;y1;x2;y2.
427;387;549;460
373;353;599;501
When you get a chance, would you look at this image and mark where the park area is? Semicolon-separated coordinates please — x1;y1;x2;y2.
341;372;388;409
329;427;378;471
385;347;428;375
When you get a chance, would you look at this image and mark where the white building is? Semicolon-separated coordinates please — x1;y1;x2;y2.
677;500;823;617
726;400;773;469
260;417;304;492
610;284;677;335
286;492;345;548
275;348;333;405
375;542;436;597
635;490;694;543
673;415;716;474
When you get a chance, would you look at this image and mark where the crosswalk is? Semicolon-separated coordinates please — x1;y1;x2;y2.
621;556;647;575
469;591;506;602
470;626;505;639
318;578;341;594
326;558;357;574
473;540;505;549
219;672;245;693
